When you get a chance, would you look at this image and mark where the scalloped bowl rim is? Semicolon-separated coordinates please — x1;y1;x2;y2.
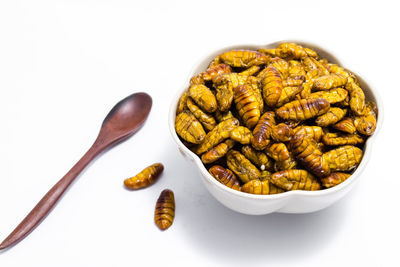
168;40;383;202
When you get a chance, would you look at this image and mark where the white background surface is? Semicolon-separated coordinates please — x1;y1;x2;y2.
0;1;399;266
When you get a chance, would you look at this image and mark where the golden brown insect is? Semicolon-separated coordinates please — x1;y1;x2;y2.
327;64;358;84
282;75;305;87
124;163;164;190
290;134;330;178
241;179;284;195
213;73;248;112
230;126;252;144
320;172;351;188
270;57;289;79
308;88;348;104
271;169;321;191
288;60;306;77
240;65;261;76
241;145;273;171
323;145;363;172
346;82;366;116
313;74;347;90
194;118;239;155
201;139;235;164
209;165;241;191
215;110;234;122
274;43;318;59
245;76;264;112
220;50;269;68
274;153;298;171
354;102;377;135
175;111;206;144
271;123;294;142
233;84;261;129
202;63;232;81
302;56;329;76
176;91;189;114
299;80;313;99
251;111;275;150
261;66;283;107
154;189;175;231
266;143;290;162
293;126;323;142
276;86;303;107
227;150;261;183
322;132;364;146
276;98;330;121
315;107;347;127
186;98;217;131
188;84;217;113
333;117;357;134
259;170;272;181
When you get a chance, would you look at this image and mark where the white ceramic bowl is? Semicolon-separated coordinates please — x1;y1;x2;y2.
169;41;383;215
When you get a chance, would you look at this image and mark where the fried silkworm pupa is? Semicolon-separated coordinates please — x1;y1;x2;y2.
270;57;289;79
124;163;164;190
220;50;269;67
276;98;330;121
245;76;264;112
327;64;358;84
190;63;232;85
271;123;294;142
308;88;348;104
251;111;275;150
240;65;261;76
301;56;329;76
188;84;217;113
241;179;285;195
209;165;241;191
154;189;175;231
274;153;298;171
194;118;239;155
313;73;348;90
230;126;253;144
315;107;347;127
274;43;318;59
282;76;305;87
276;86;303;107
346;81;366;116
323;145;363;172
271;169;321;191
265;143;290;162
299;80;313;99
333;117;357;134
227;150;261;183
320;172;351;188
262;66;283;107
288;60;306;77
201;139;235;164
322;132;364;146
213;73;248;112
176;91;189;114
186;98;217;131
233;84;261;129
241;145;273;171
215;110;235;122
290;134;331;178
175;111;206;144
293;126;323;142
354;101;377;135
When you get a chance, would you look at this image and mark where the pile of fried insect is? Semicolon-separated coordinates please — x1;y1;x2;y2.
175;42;377;195
124;164;174;230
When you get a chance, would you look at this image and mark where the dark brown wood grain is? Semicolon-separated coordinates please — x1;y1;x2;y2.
0;92;152;251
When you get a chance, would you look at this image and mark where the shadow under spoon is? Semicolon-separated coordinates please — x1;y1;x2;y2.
0;92;152;250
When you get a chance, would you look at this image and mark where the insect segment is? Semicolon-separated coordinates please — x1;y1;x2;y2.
276;85;303;107
261;66;283;107
251;111;275;150
293;126;323;142
213;73;248;112
288;60;306;77
241;179;285;195
240;66;261;76
270;57;289;79
124;163;164;190
308;88;348;104
327;64;358;84
323;145;363;172
186;98;217;131
302;56;329;76
322;132;364;146
202;63;232;81
175;111;206;144
320;172;351;188
271;169;321;191
312;73;347;90
259;170;272;181
233;84;261;129
315;107;347;127
154;189;175;231
346;82;366;116
271;123;294;142
265;143;290;162
354;102;377;135
274;153;298;171
289;134;331;178
230;126;253;144
226;150;261;183
209;165;241;191
333;117;357;134
220;50;269;68
245;76;264;112
282;76;305;87
215;110;234;122
188;84;217;113
241;145;273;171
176;91;189;114
201;139;235;164
299;80;313;99
276;98;330;121
194;118;239;155
274;43;318;59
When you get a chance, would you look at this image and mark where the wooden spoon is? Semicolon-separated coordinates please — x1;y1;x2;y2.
0;92;152;250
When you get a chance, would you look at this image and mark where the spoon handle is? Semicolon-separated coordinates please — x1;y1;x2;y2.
0;140;104;250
